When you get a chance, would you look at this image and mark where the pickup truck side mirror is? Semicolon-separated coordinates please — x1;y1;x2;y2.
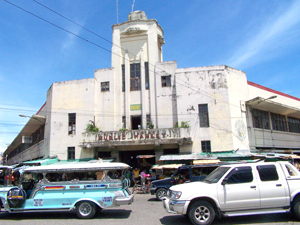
221;178;228;185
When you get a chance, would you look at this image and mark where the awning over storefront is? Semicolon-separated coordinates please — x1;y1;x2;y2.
22;158;59;166
136;155;155;159
159;151;251;164
159;154;217;161
4;114;46;155
246;97;300;119
151;164;183;170
193;159;221;165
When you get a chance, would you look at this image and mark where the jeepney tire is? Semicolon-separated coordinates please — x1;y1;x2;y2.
7;187;26;208
188;200;215;225
156;188;167;201
76;201;97;219
292;197;300;220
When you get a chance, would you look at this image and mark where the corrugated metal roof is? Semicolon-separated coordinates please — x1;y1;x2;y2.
22;158;59;166
159;151;250;161
193;159;221;164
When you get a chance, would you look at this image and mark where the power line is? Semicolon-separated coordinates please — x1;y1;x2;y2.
4;0;112;55
7;0;242;111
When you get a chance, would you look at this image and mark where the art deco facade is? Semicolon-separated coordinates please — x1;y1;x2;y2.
5;11;300;166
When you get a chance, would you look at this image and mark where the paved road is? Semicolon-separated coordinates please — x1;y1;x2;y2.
1;192;300;225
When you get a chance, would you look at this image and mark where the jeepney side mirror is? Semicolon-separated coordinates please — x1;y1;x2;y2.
221;178;228;185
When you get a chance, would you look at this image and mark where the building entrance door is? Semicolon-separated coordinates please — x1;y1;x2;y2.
131;115;142;130
119;150;155;169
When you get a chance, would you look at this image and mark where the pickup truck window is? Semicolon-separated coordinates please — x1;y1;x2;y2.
226;166;253;184
191;168;201;176
257;165;279;181
285;164;298;176
203;167;230;183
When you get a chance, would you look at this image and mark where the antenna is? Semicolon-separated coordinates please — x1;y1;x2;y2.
116;0;119;23
131;0;135;12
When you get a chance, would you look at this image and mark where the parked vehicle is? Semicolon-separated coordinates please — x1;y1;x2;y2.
163;161;300;225
150;163;220;200
0;162;134;219
0;165;13;187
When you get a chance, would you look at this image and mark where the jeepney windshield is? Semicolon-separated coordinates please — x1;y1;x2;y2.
202;167;230;183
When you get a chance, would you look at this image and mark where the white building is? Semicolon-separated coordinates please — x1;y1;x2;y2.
5;11;300;166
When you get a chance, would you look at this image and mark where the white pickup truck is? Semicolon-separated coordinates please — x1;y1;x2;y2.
163;161;300;225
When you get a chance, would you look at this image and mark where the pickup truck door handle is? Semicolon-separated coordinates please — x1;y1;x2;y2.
250;186;256;189
276;184;282;187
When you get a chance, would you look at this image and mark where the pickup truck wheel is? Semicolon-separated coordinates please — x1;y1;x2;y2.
76;201;96;219
293;200;300;220
188;201;215;225
156;188;167;201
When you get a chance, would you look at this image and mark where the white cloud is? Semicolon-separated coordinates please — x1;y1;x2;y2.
228;1;300;68
0;140;6;154
61;21;84;53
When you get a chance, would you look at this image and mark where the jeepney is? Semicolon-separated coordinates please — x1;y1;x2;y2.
0;165;13;187
0;162;134;219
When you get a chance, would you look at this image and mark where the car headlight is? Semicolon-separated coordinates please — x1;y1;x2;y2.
169;190;182;199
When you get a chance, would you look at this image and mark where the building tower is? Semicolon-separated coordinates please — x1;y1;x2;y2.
110;11;165;131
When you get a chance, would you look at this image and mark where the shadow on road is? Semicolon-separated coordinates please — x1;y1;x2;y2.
0;209;132;221
160;212;298;225
148;197;160;202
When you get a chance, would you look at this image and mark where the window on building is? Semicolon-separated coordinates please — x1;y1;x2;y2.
68;113;76;135
198;104;209;127
122;116;126;129
122;64;125;92
146;114;153;129
201;140;211;153
145;62;149;90
252;109;270;129
271;112;287;132
101;81;109;92
130;63;141;91
288;117;300;133
67;147;75;160
161;75;171;87
123;63;148;91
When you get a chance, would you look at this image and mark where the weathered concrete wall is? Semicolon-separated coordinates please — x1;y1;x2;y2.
175;65;250;153
226;67;250;153
155;61;178;129
46;78;95;160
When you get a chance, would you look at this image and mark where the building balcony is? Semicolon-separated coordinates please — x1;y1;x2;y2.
7;140;44;165
79;128;192;149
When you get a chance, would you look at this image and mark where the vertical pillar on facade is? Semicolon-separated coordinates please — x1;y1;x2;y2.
147;24;159;129
140;48;146;129
111;148;120;162
125;52;131;129
111;27;122;131
246;105;256;152
154;148;163;165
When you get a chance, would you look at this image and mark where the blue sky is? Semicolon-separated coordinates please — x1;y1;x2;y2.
1;0;300;152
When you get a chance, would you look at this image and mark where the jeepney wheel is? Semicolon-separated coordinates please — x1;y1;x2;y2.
76;201;97;219
188;200;215;225
7;187;26;208
156;188;167;201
